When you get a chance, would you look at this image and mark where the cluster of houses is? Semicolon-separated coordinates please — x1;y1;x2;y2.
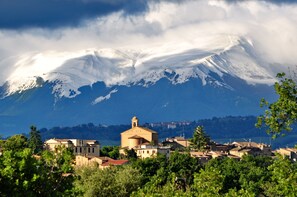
43;116;297;168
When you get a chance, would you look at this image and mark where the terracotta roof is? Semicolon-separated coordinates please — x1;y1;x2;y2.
232;142;262;148
121;126;157;134
139;126;157;133
101;160;129;166
47;139;72;143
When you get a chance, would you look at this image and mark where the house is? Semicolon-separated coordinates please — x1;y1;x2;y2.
229;141;272;157
75;155;128;168
276;148;297;162
190;151;212;164
120;116;158;150
232;141;272;155
162;136;190;150
210;143;233;153
134;144;171;159
44;138;100;156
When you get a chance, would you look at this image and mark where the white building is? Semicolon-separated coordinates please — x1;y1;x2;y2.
134;144;171;159
44;138;100;156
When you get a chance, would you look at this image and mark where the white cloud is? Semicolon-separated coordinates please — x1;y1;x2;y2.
1;0;297;68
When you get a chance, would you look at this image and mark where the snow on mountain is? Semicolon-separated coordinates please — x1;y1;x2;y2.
92;89;118;105
0;35;276;98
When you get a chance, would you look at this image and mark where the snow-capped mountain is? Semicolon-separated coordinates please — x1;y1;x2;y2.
1;35;275;98
0;35;278;134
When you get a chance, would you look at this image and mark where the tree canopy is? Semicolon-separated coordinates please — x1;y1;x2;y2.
0;135;75;196
28;126;43;154
189;126;211;151
257;72;297;138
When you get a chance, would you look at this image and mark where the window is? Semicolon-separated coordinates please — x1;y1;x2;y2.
88;148;90;153
75;147;77;153
80;147;82;152
92;148;94;153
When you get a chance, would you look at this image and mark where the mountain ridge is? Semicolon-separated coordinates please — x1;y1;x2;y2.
0;35;276;99
0;35;279;134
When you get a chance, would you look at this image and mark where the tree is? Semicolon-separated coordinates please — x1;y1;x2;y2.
191;167;224;196
75;165;143;197
189;126;210;151
257;73;297;138
2;134;28;151
123;148;137;160
28;125;43;154
100;146;120;159
262;155;297;196
0;138;75;196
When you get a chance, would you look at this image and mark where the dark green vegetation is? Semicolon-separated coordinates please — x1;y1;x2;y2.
0;132;74;196
39;115;297;148
189;126;211;151
1;127;297;196
76;153;297;197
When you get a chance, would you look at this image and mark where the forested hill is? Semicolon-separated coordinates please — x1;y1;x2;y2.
40;116;297;148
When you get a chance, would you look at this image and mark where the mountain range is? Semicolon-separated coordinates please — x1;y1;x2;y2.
0;35;278;135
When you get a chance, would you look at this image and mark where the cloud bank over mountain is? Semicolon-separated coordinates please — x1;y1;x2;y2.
0;0;297;68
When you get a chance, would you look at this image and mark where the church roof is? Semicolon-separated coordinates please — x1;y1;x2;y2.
121;126;157;134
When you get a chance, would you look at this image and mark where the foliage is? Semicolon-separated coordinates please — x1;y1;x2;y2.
192;167;224;196
189;126;210;151
1;134;28;151
123;148;137;160
100;146;119;159
28;125;43;154
74;165;143;197
0;135;75;196
131;152;201;196
2;134;297;196
257;72;297;138
262;155;297;197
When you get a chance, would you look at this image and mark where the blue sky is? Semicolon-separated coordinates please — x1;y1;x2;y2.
0;0;297;66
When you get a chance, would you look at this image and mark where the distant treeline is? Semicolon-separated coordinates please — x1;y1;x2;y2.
40;116;297;148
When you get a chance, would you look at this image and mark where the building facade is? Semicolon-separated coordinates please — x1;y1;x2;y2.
121;116;158;149
134;144;171;159
44;138;100;156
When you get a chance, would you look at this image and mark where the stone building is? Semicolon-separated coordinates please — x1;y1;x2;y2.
229;141;272;158
121;116;158;149
75;155;128;168
44;138;100;156
134;144;171;159
162;136;190;150
276;148;297;162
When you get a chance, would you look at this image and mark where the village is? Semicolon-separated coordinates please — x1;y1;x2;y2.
43;116;297;169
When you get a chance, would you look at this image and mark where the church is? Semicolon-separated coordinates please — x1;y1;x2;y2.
120;116;158;149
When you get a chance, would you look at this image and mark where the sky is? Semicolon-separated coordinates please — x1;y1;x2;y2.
1;0;297;66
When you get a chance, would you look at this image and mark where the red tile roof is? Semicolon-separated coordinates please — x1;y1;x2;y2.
101;159;129;166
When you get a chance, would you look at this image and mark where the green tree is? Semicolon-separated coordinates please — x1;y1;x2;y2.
262;155;297;197
2;134;28;151
189;126;210;151
257;72;297;138
75;165;143;197
28;126;43;154
0;140;75;196
100;146;120;159
123;148;137;160
192;167;224;196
